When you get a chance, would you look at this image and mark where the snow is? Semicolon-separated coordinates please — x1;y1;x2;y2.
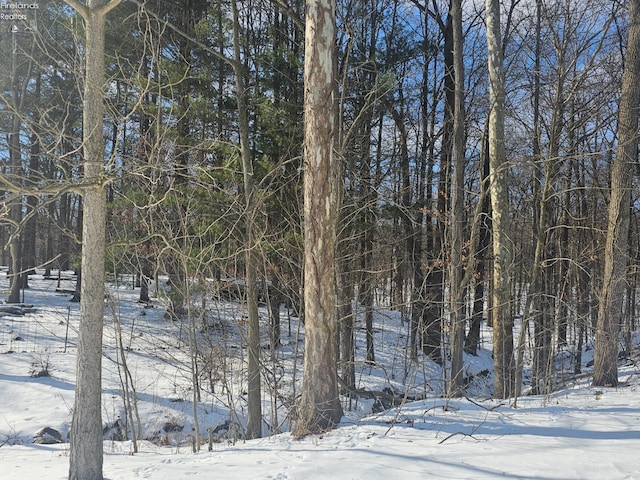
1;270;640;479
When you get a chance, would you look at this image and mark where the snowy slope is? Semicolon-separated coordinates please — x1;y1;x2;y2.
1;271;639;479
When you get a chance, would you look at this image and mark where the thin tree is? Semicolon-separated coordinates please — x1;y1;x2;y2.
485;0;515;398
593;0;640;387
293;0;344;437
448;0;466;396
63;1;122;479
6;23;35;303
231;0;262;439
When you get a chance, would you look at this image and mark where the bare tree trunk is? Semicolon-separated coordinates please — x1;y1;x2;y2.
337;241;355;392
7;105;23;304
24;73;42;278
485;0;515;399
293;0;343;437
65;2;122;480
448;0;466;397
6;25;30;304
465;128;491;355
593;0;640;387
574;161;590;375
231;0;262;439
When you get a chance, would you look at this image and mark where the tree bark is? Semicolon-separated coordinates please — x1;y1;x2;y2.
6;25;30;304
485;0;515;399
66;1;122;479
448;0;466;397
231;0;262;439
593;0;640;388
465;128;491;356
293;0;344;437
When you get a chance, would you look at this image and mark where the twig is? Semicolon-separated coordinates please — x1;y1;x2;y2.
465;396;504;411
438;430;479;444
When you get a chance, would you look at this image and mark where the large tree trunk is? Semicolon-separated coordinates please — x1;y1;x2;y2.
485;0;515;399
293;0;343;437
66;2;122;479
593;0;640;387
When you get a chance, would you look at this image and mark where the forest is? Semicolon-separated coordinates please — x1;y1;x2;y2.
1;0;640;476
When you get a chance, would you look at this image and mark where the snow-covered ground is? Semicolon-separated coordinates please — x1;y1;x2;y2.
1;270;640;479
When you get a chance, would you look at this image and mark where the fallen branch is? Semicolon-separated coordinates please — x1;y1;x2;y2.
438;430;479;444
337;376;417;412
465;396;504;411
